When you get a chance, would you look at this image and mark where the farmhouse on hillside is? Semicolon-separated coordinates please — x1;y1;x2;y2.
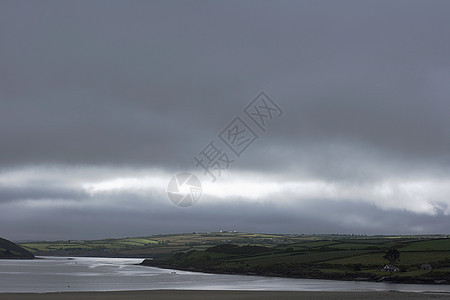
381;264;399;272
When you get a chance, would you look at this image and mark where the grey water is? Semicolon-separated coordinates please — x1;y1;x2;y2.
1;256;450;293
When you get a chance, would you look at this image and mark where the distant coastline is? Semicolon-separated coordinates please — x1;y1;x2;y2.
17;233;450;285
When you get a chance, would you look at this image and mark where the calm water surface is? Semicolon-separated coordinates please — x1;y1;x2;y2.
1;256;450;293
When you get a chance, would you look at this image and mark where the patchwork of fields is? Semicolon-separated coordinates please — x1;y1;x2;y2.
21;233;450;283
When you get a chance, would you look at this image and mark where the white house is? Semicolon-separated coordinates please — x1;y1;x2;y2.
381;264;399;272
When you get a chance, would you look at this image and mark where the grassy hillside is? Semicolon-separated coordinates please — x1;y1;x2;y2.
139;234;450;284
21;232;331;258
0;237;34;259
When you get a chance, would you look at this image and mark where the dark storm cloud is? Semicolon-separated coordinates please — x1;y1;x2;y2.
1;0;450;240
1;0;449;170
0;184;87;204
3;193;450;241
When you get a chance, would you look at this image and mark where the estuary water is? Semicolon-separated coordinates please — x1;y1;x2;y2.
1;256;450;293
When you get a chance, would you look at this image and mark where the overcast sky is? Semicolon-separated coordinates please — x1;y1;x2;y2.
1;0;450;241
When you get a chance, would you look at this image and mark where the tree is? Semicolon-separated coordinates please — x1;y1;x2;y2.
383;249;400;266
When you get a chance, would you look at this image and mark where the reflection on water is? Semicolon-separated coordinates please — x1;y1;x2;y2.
0;256;450;293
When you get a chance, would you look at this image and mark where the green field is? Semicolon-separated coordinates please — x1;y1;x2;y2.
21;237;162;256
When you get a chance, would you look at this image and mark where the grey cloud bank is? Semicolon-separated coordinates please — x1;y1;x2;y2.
1;0;450;240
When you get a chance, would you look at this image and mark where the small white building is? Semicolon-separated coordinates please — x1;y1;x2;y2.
421;264;432;271
381;264;399;272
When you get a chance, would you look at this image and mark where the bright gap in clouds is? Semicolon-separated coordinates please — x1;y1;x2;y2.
2;166;447;216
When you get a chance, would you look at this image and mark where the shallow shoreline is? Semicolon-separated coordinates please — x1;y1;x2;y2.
1;290;450;300
141;261;449;285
